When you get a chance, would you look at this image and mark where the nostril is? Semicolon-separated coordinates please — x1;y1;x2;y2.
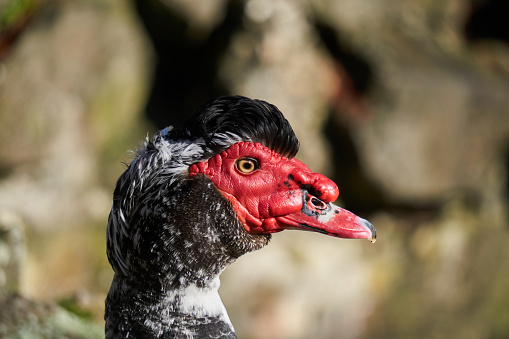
309;196;328;210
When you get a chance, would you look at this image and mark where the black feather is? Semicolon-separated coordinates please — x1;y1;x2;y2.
172;95;300;159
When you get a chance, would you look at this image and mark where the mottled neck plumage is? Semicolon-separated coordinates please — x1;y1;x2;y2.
105;175;269;338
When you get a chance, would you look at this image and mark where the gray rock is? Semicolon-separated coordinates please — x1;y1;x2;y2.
313;0;509;203
0;211;25;290
0;0;152;230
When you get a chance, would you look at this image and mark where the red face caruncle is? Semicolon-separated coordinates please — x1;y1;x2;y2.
189;142;376;241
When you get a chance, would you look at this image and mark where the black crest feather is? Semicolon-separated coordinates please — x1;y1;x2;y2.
173;95;300;159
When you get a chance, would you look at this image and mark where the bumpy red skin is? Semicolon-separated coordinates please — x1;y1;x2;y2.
189;142;373;240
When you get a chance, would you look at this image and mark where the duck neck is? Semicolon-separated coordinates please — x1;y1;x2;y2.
105;273;235;338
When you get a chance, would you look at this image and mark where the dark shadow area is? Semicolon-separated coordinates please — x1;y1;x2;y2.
505;142;509;212
465;0;509;42
323;116;386;214
314;19;440;219
312;19;373;95
133;0;246;129
312;19;383;213
323;114;441;221
0;164;13;181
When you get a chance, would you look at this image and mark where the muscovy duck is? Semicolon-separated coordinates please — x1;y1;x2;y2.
105;96;376;338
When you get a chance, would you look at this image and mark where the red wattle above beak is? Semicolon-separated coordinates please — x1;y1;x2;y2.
276;190;377;242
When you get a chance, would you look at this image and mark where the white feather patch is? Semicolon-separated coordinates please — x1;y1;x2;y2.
168;276;234;331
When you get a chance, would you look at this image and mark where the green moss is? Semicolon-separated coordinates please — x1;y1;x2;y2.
57;298;93;321
0;291;103;339
48;308;104;339
0;0;35;31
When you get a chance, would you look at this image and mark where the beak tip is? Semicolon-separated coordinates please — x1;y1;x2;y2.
359;217;377;243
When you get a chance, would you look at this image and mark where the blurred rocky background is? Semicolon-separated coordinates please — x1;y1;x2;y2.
0;0;508;338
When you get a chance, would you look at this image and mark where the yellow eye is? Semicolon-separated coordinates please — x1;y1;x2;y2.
236;157;259;174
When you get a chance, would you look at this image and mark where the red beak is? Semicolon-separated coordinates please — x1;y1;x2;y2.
276;190;376;242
